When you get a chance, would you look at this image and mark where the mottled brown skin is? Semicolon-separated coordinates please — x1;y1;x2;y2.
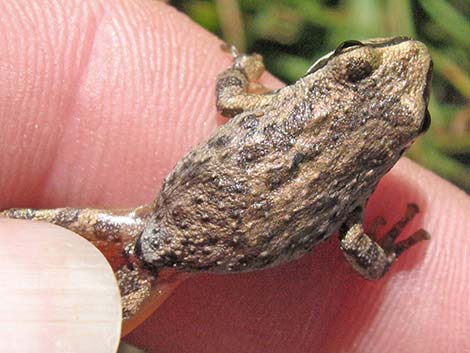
0;37;432;321
137;37;432;277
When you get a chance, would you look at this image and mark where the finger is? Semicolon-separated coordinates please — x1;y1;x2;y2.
0;0;280;209
0;219;121;352
0;0;280;336
2;0;468;352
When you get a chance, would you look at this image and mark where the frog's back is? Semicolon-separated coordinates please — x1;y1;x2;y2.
140;38;430;272
146;86;394;272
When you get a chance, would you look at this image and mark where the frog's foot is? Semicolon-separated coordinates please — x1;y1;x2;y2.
216;45;273;118
377;204;431;257
220;42;240;58
339;204;430;280
369;216;387;238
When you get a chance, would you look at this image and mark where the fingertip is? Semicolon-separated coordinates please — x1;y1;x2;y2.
0;219;121;353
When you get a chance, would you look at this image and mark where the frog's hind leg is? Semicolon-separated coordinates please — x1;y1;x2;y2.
216;45;274;118
339;204;430;280
0;205;152;270
0;205;152;246
0;205;160;322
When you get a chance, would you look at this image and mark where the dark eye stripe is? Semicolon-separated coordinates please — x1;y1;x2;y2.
303;36;412;77
304;40;366;76
304;56;331;76
333;40;365;55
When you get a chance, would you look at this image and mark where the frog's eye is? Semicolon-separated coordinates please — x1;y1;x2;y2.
304;40;366;77
345;57;374;83
334;40;365;55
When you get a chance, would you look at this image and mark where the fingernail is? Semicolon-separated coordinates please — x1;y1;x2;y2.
0;219;121;353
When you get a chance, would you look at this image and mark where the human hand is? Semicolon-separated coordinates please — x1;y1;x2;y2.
1;1;468;352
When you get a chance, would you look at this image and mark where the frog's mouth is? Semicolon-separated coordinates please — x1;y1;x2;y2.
420;109;431;134
420;59;433;134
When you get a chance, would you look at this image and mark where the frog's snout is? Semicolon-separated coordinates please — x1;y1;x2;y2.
423;58;433;105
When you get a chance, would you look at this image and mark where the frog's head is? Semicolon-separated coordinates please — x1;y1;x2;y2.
304;36;432;155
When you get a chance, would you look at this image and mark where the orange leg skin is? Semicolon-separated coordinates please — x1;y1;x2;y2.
121;271;189;336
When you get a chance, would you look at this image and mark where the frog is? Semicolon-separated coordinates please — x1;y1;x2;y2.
0;36;432;323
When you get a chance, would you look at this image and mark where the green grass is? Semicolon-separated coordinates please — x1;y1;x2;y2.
173;0;470;191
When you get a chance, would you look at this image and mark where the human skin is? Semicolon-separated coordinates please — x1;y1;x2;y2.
0;1;469;352
0;221;122;352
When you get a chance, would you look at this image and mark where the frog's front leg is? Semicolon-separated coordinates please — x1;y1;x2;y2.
216;45;274;118
339;204;430;280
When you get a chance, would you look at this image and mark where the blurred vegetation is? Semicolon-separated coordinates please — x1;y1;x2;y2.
172;0;470;191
